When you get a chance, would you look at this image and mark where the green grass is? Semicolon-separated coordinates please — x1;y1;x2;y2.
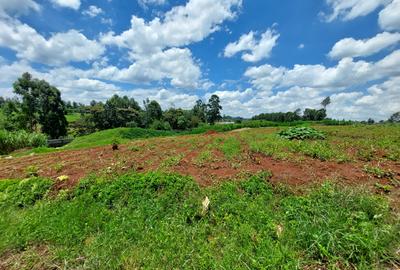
63;128;179;150
65;113;82;123
241;124;400;163
0;130;48;155
0;172;398;269
247;133;349;162
219;136;242;160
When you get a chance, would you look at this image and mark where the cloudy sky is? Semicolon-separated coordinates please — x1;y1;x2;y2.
0;0;399;120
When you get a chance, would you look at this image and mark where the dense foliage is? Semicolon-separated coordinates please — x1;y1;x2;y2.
207;94;222;125
69;94;223;135
253;108;327;122
0;130;47;154
0;172;398;269
252;110;302;122
278;127;326;140
13;73;68;138
389;112;400;123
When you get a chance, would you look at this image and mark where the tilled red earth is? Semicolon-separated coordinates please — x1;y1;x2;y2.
1;132;399;206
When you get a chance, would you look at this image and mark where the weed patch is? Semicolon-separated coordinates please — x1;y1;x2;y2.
0;172;398;269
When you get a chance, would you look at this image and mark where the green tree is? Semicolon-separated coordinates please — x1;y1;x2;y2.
321;96;331;109
36;80;68;138
388;112;400;123
143;99;162;127
303;108;327;121
103;95;141;129
13;72;40;131
13;73;68;138
193;99;207;122
207;95;222;125
1;98;25;130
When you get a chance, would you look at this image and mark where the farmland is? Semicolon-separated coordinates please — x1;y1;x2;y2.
0;124;399;269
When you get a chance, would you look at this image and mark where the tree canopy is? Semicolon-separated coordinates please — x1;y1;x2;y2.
12;72;68;138
207;95;222;125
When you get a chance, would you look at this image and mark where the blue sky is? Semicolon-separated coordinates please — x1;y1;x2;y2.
0;0;399;120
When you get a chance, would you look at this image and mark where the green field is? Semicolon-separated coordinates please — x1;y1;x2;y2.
0;124;399;269
0;172;399;269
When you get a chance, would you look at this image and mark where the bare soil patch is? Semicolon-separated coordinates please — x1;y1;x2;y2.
1;132;399;205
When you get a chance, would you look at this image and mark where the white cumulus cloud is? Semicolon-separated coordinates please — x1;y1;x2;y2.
97;48;201;88
101;0;242;54
224;28;279;62
245;49;400;92
138;0;167;9
0;0;40;16
82;5;103;17
379;0;400;31
328;32;400;59
322;0;390;22
0;17;104;66
51;0;81;10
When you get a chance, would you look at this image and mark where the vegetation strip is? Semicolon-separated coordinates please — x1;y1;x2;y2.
0;172;399;269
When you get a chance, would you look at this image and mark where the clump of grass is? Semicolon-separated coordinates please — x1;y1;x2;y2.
219;136;242;160
159;154;183;169
0;130;47;155
278;127;326;140
0;172;398;269
52;162;64;173
0;177;52;208
374;183;393;193
363;165;395;179
25;165;39;178
129;145;140;152
194;150;214;167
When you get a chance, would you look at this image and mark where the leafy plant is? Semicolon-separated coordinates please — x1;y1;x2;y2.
0;177;52;208
278;127;326;140
363;165;395;179
25;165;39;178
0;173;398;269
0;130;47;155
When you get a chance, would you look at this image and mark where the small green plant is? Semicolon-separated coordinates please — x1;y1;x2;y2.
159;154;183;169
53;162;64;173
111;138;120;151
25;165;39;177
0;130;47;155
0;178;52;208
194;150;214;167
220;136;242;160
129;145;140;152
363;165;394;179
374;183;392;193
278;127;326;140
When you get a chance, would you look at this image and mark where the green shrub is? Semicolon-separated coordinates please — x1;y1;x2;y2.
0;173;397;269
0;178;52;208
0;130;47;154
278;127;326;140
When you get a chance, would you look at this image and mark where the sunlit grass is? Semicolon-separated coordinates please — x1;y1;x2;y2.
0;172;398;269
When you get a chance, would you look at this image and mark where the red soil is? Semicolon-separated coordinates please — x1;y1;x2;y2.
0;132;399;205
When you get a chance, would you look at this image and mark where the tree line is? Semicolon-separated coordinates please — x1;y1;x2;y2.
1;73;399;139
0;73;223;138
70;94;222;136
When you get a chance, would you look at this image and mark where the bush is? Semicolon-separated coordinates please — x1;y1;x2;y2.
0;130;47;154
0;173;397;268
278;127;326;140
150;120;172;131
0;177;52;208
